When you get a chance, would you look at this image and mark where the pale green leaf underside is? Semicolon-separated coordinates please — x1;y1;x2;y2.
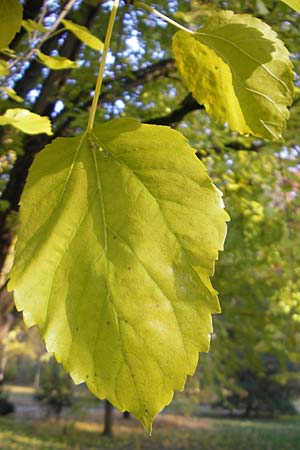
36;50;78;70
9;119;228;430
280;0;300;11
0;109;52;135
173;10;294;140
0;0;23;49
62;19;104;51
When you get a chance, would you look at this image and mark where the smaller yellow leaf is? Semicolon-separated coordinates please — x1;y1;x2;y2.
0;109;52;135
22;19;47;33
62;19;104;51
2;87;23;103
36;50;78;70
0;59;9;77
172;10;294;141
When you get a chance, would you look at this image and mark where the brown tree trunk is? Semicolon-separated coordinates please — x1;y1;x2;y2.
0;283;18;382
103;400;114;436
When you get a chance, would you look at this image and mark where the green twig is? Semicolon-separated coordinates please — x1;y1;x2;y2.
134;1;193;34
87;0;120;131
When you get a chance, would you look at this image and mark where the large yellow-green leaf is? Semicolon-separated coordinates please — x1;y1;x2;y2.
0;109;52;135
172;10;294;141
8;118;228;430
0;0;22;49
280;0;300;11
36;50;78;70
62;19;104;51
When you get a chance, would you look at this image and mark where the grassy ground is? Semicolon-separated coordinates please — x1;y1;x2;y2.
0;414;300;450
2;385;300;449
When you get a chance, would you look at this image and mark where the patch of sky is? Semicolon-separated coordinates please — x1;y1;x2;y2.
102;100;122;119
103;0;114;12
144;15;168;28
51;100;64;118
102;51;117;78
168;0;179;13
26;88;40;103
126;36;141;52
168;87;177;98
77;59;86;67
134;101;144;109
66;79;77;85
10;60;30;83
41;67;50;78
58;37;65;46
281;21;292;30
0;174;9;182
73;0;82;11
279;146;297;159
151;49;165;59
291;66;300;86
44;13;57;28
143;102;156;110
124;9;142;31
224;154;234;166
106;52;116;65
114;99;125;111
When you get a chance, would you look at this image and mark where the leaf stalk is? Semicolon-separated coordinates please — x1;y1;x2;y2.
134;1;193;34
87;0;120;131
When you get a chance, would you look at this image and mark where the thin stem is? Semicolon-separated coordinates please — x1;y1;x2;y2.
32;0;48;42
42;27;68;44
8;0;76;70
134;1;193;34
43;0;77;42
87;0;120;131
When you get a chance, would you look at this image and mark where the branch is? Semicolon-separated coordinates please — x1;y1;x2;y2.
145;93;201;126
54;58;177;136
106;58;176;88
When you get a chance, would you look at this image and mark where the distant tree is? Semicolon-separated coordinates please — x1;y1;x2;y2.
103;400;114;436
35;356;73;419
